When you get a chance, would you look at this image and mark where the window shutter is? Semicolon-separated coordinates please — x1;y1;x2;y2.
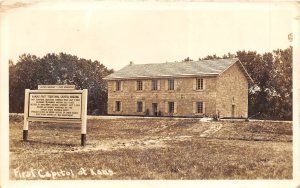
165;80;168;91
157;80;161;90
193;78;196;90
142;101;145;112
113;102;116;112
120;81;123;91
136;102;138;112
203;102;206;114
165;102;168;113
114;81;116;91
203;78;206;90
174;79;177;90
135;81;137;91
193;102;196;114
150;80;153;90
120;102;123;112
174;102;177;114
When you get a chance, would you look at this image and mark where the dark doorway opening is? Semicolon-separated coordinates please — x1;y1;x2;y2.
152;103;158;116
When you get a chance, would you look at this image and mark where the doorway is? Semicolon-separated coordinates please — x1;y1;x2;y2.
152;103;158;116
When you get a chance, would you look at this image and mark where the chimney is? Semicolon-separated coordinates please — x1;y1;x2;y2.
129;61;134;65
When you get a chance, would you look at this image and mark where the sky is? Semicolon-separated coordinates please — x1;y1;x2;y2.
0;1;295;70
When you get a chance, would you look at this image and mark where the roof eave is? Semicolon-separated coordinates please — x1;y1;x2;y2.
103;73;219;80
237;59;254;83
218;59;253;83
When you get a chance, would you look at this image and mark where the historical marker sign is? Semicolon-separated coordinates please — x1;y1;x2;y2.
29;93;82;119
23;85;88;146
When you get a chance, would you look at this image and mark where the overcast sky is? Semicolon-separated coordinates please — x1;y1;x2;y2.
1;1;295;70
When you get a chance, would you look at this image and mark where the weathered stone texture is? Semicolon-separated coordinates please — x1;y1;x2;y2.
216;63;248;118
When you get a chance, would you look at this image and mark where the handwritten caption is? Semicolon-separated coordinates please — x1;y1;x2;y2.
13;167;114;179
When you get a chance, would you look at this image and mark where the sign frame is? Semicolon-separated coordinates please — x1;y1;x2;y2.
23;88;88;146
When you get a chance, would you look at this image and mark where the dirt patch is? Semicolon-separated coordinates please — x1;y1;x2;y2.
69;135;193;153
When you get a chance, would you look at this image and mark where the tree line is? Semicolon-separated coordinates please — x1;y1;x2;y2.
9;53;113;115
9;47;292;120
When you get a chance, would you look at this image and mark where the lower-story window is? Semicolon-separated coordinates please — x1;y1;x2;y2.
137;101;143;112
115;101;121;112
168;102;174;113
197;101;203;113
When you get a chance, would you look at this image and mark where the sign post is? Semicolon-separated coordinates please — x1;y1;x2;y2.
23;85;88;146
81;89;88;146
23;89;30;141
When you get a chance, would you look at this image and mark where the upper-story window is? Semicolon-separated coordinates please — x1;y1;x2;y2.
168;79;174;90
137;80;143;91
152;80;158;90
196;78;204;90
116;81;122;91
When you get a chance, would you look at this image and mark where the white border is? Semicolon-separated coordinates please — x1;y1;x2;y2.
1;1;299;188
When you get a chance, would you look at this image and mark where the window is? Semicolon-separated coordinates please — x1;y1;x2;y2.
196;102;203;113
137;102;143;112
152;80;158;90
115;101;121;112
168;102;174;113
137;80;143;91
168;79;174;90
196;78;203;90
116;81;121;91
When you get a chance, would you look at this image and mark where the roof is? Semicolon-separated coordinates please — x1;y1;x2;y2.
104;58;253;82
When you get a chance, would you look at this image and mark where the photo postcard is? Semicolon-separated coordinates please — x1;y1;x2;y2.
0;1;299;188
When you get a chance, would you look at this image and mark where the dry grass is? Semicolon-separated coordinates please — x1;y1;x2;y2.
9;115;292;180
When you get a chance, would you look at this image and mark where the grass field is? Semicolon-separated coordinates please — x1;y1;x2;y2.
9;115;292;180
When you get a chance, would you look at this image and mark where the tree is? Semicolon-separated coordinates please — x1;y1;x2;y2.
270;47;292;119
236;48;292;120
199;54;221;60
9;54;40;112
182;57;193;62
199;47;292;120
9;53;113;115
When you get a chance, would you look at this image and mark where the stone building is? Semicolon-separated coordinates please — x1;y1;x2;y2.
104;58;253;118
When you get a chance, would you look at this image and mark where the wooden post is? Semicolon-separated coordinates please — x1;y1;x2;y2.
23;89;30;141
81;89;88;146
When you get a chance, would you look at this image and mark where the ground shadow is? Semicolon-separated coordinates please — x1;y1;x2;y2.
24;140;78;147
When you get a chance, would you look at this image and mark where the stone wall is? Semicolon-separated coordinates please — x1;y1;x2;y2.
107;76;218;116
216;63;249;118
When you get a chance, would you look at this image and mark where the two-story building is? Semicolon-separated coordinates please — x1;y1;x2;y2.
104;58;253;118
